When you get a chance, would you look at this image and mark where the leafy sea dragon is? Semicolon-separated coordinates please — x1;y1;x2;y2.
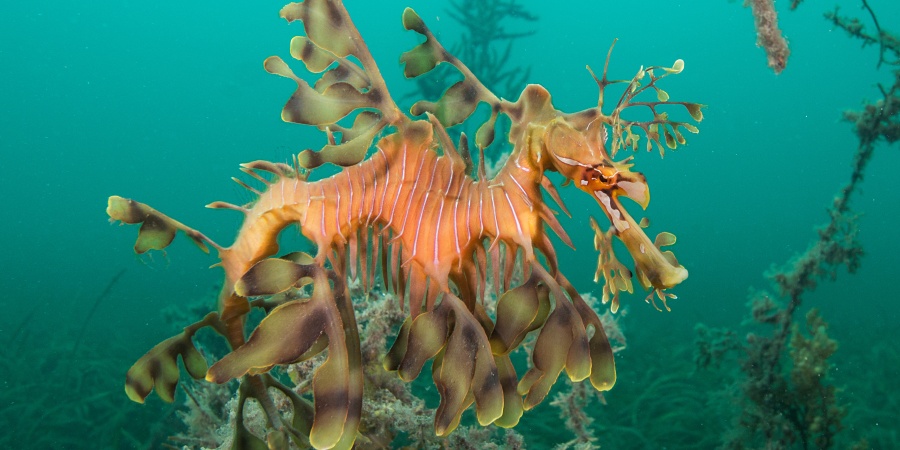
107;0;701;448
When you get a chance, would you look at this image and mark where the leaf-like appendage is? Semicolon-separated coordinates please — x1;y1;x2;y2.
591;47;704;157
210;268;362;450
289;36;336;73
280;251;315;265
432;308;503;434
385;297;502;435
330;111;381;142
400;7;427;34
292;82;370;126
400;39;443;78
315;63;370;93
654;231;677;248
235;258;307;297
269;0;406;164
207;300;329;381
125;331;208;403
400;9;445;78
280;0;357;58
383;317;411;372
263;55;295;78
411;80;480;127
287;35;372;94
590;217;634;314
400;6;506;146
517;299;591;410
265;56;377;128
493;354;524;428
490;281;550;355
393;304;450;381
562;278;617;392
135;213;176;253
107;196;210;254
278;251;316;288
475;111;499;149
686;103;704;121
297;116;384;169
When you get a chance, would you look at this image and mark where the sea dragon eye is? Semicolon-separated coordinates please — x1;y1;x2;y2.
592;167;610;183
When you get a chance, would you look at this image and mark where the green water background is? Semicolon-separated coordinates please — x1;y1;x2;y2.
2;0;899;447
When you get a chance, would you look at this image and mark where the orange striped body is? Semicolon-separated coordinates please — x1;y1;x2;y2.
223;121;548;316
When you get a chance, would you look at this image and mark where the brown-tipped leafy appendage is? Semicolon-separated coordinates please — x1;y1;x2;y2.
210;264;362;449
263;1;411;170
590;217;634;314
385;296;504;435
490;278;551;355
587;42;703;158
124;313;218;403
401;8;505;148
107;195;216;254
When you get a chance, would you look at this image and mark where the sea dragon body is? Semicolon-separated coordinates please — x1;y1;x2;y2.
108;1;701;448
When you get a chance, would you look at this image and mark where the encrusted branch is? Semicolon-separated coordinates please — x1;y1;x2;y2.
745;0;791;74
697;3;898;447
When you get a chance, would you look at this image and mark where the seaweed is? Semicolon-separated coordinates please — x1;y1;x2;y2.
0;271;179;449
73;268;126;355
697;2;899;448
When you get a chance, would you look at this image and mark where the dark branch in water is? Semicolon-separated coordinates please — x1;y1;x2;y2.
73;268;126;355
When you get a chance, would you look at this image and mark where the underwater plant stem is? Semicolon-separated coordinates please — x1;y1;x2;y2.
766;135;872;376
7;305;39;352
861;0;886;68
180;384;217;426
72;268;126;355
247;375;286;430
753;75;883;450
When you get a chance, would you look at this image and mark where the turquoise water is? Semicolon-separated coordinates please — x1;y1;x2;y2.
2;0;898;448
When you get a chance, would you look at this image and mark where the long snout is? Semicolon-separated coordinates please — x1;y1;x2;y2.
590;187;688;293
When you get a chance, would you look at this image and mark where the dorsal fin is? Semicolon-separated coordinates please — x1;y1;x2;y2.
231;177;262;196
206;201;248;214
241;160;294;178
240;166;272;185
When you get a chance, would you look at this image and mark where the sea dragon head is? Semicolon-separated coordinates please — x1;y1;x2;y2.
542;115;688;312
535;47;702;310
544;117;650;209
